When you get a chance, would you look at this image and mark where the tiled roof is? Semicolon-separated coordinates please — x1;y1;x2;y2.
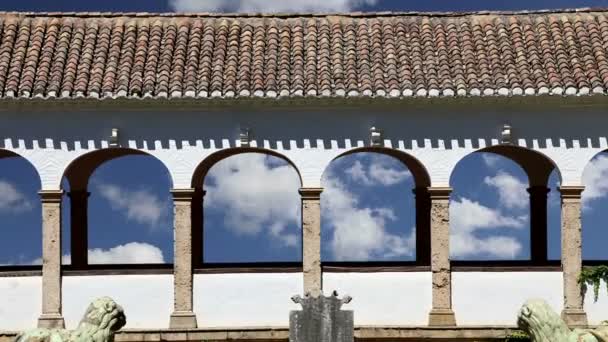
1;9;608;100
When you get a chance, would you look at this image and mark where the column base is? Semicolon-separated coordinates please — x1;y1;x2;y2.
561;308;588;328
169;311;198;329
38;313;65;329
428;309;457;326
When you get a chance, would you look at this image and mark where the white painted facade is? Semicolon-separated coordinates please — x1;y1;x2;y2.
453;272;563;325
1;101;607;190
323;272;432;325
2;272;605;329
1;100;608;331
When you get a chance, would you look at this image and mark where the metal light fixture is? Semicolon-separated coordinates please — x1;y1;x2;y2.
240;128;251;147
500;123;512;144
370;126;383;147
109;128;119;147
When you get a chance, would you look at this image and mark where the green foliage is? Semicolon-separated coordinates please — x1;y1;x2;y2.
578;265;608;303
505;331;530;341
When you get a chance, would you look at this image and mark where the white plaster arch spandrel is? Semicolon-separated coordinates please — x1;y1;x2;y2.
3;138;84;191
536;139;603;187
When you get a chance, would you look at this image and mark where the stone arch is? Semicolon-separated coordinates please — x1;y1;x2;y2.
449;145;561;187
191;147;303;264
61;148;174;268
320;147;431;264
191;147;303;189
0;148;43;265
448;145;561;263
328;147;431;188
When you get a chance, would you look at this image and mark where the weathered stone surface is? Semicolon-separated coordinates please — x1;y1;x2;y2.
17;297;126;342
290;292;353;342
428;187;456;326
2;326;534;341
38;190;64;329
518;298;608;341
299;188;323;297
559;186;588;328
170;189;198;329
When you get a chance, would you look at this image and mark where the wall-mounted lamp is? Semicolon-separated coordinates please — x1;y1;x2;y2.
500;124;512;144
110;128;119;147
240;128;252;147
370;126;383;147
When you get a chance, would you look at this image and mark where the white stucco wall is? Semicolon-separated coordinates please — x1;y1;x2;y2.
62;274;173;329
1;272;605;329
584;282;608;325
1;105;607;189
194;273;303;327
323;272;432;325
453;272;563;325
0;276;41;330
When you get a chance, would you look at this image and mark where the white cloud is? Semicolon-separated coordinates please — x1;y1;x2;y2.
32;242;165;265
0;180;32;213
96;183;169;229
582;154;608;207
450;198;527;258
481;153;502;168
169;0;377;13
484;171;528;210
204;153;301;247
322;173;415;261
87;242;165;264
345;156;411;186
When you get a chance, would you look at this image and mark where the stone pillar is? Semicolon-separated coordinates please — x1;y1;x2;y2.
427;187;456;326
413;187;431;265
38;190;65;328
169;188;198;329
300;188;323;297
528;186;549;263
559;186;588;327
68;190;90;268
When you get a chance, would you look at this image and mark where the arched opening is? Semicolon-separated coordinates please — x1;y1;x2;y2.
449;146;559;263
62;149;173;267
582;151;608;261
192;149;302;264
320;148;430;264
0;150;42;266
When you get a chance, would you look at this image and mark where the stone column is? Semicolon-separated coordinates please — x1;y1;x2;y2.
528;186;549;263
38;190;65;328
68;190;90;268
427;187;456;326
413;187;431;265
300;188;323;297
559;186;588;327
169;188;198;329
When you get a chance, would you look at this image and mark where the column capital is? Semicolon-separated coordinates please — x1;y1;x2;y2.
171;188;206;201
39;190;63;203
412;187;430;196
559;186;585;199
299;187;323;200
427;187;452;200
527;186;550;195
67;190;91;199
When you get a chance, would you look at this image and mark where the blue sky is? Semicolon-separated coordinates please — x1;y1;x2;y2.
2;0;608;265
1;0;608;13
2;148;608;265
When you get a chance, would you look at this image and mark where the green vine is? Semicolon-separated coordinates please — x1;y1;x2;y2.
578;265;608;303
505;331;530;341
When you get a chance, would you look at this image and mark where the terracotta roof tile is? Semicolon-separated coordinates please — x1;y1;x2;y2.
2;10;608;100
